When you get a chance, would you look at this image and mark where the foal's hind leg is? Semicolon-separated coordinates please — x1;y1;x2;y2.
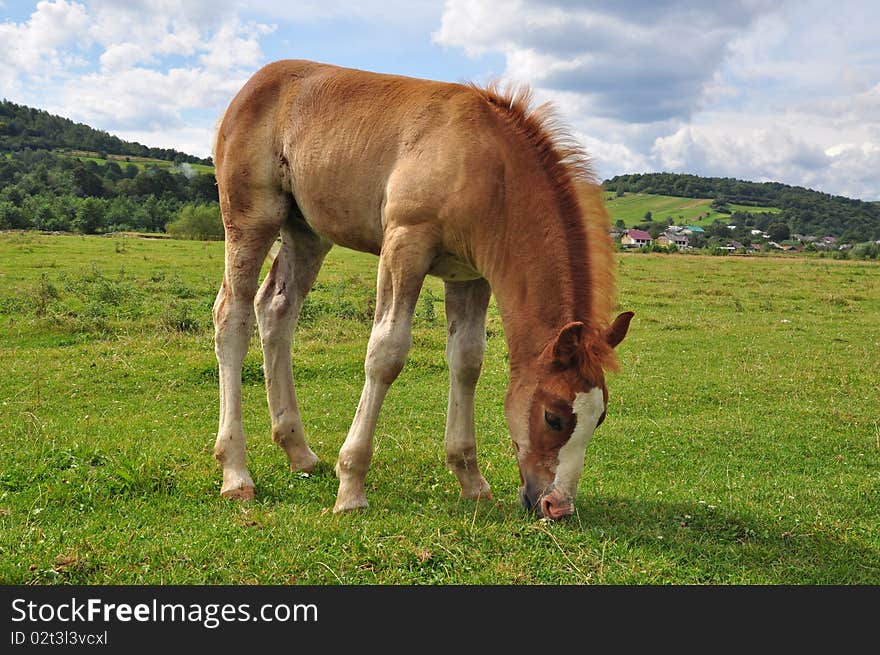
444;278;492;500
213;192;286;500
255;222;331;472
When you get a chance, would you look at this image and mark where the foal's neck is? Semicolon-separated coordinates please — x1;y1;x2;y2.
475;192;592;370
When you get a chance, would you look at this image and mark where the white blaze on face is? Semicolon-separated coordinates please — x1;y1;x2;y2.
553;388;604;499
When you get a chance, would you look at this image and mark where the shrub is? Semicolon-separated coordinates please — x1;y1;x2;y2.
852;242;879;260
165;204;224;240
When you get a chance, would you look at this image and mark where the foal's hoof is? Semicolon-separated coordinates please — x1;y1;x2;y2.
460;477;493;501
462;487;493;501
333;495;368;514
288;448;319;474
221;485;255;501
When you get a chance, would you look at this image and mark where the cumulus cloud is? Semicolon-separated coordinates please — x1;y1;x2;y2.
435;0;880;199
57;66;248;131
652;123;827;182
648;119;880;200
434;0;775;124
0;0;91;86
0;1;275;156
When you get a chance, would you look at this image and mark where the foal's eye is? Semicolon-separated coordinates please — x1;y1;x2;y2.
544;410;563;431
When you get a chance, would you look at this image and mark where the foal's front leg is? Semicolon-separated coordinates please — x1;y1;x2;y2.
333;228;433;513
444;278;492;500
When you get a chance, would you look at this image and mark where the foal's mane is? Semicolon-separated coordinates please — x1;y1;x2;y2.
468;83;619;375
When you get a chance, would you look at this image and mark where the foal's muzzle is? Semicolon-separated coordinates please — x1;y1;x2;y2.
520;483;573;520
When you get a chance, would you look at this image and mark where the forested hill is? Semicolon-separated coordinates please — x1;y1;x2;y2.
0;100;211;166
604;172;880;241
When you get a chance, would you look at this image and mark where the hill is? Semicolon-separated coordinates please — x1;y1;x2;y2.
604;172;880;241
0;99;211;166
602;192;779;228
0;102;218;234
1;100;878;242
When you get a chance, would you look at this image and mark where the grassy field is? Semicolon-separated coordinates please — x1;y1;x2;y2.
0;232;878;584
59;149;215;175
604;192;780;227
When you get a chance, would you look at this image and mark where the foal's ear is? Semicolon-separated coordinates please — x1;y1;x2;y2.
552;321;586;367
606;311;634;348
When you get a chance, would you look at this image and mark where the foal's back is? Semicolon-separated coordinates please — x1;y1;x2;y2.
214;59;507;259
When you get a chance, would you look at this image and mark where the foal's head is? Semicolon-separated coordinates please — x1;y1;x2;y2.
506;311;633;519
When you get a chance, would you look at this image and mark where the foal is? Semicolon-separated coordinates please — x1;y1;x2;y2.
212;60;632;518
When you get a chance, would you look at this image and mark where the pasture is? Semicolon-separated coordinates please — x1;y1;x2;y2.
0;232;877;584
59;149;215;175
603;192;780;226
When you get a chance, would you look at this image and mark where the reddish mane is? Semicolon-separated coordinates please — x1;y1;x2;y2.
468;83;619;376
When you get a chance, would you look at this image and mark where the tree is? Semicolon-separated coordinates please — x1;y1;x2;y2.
0;200;27;229
71;164;105;197
689;231;707;249
72;197;105;234
710;198;731;214
165;204;224;240
644;210;652;221
767;222;790;242
189;173;218;202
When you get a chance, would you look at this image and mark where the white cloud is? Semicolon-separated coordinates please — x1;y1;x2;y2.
435;0;776;124
0;0;91;83
435;0;880;199
1;0;274;156
52;66;249;132
99;43;157;72
649;120;880;201
652;123;827;181
198;19;276;72
113;125;216;159
243;0;439;25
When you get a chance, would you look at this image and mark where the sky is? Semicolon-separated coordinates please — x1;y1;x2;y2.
1;0;878;200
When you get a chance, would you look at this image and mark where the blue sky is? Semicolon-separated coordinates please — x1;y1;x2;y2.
2;0;878;200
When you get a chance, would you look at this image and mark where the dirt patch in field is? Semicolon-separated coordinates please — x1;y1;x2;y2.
680;199;712;209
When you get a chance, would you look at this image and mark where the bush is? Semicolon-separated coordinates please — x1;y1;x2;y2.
851;242;879;260
0;201;28;229
165;204;223;240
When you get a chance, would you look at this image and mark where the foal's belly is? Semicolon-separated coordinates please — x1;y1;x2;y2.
428;253;483;282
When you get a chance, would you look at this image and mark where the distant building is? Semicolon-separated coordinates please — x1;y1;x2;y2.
656;232;689;250
684;225;705;234
621;229;653;248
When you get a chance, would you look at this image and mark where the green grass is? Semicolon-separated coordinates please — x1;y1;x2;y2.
1;232;878;584
728;202;781;216
604;192;780;227
59;149;215;175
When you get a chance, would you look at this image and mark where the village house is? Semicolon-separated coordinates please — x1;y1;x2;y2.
656;231;689;250
620;228;653;248
779;240;804;252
